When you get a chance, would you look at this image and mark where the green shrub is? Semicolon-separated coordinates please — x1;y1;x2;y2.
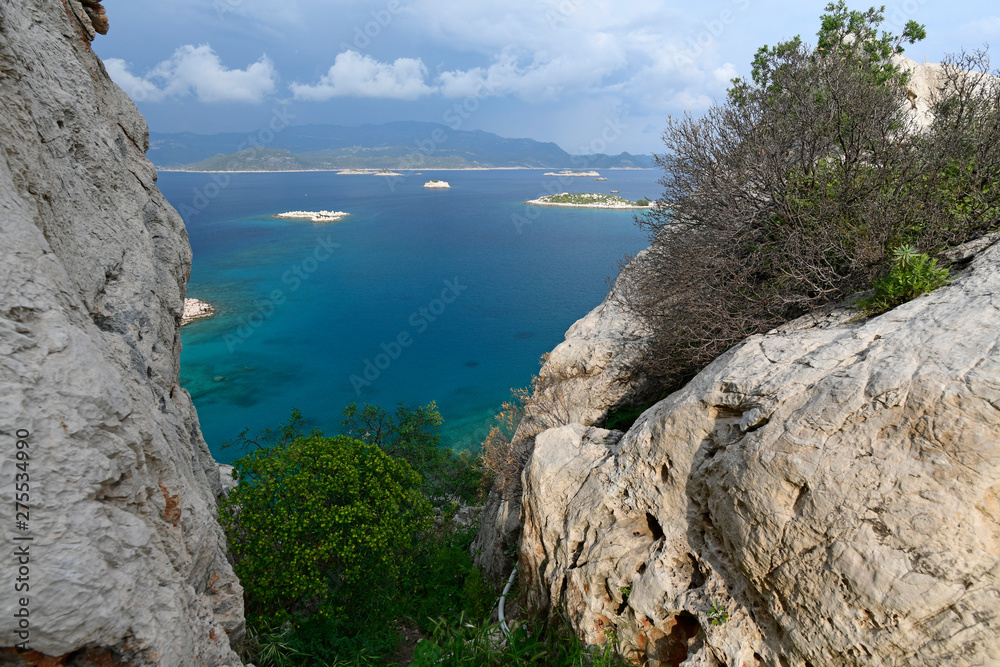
615;4;1000;391
220;415;432;657
412;611;631;666
223;407;497;665
859;245;949;315
341;402;485;505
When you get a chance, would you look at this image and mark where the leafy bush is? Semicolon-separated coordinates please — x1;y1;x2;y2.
341;401;484;505
615;3;1000;389
859;245;949;314
223;407;498;665
221;412;433;658
412;610;631;667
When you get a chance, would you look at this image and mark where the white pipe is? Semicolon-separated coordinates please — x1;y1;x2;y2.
498;566;518;637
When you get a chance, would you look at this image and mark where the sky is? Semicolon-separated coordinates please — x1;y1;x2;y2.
96;0;1000;155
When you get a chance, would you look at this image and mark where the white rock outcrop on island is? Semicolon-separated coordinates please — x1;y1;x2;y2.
182;298;215;325
518;237;1000;666
0;1;244;664
423;179;451;188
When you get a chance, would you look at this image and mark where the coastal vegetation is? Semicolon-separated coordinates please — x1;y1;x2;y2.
528;192;652;208
221;403;634;666
221;405;492;665
616;2;1000;389
219;4;1000;665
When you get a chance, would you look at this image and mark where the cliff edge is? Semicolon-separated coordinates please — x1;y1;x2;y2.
518;236;1000;666
0;1;244;664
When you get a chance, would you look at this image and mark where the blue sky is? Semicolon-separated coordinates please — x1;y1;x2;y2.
96;1;1000;155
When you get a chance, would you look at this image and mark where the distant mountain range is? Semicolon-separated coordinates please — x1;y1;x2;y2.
149;121;655;171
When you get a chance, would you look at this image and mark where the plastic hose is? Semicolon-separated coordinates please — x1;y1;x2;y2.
498;566;518;638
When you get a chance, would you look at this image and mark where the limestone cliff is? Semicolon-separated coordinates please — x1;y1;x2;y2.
471;287;657;581
516;236;1000;666
0;1;244;664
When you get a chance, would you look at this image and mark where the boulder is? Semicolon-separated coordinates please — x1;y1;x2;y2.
519;238;1000;666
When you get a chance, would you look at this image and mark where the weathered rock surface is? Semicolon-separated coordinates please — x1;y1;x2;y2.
519;238;1000;666
472;288;656;581
893;54;948;130
0;1;244;664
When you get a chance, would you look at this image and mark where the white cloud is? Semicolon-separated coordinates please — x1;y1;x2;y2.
960;15;1000;38
105;45;276;103
104;58;163;102
290;51;434;101
712;63;738;85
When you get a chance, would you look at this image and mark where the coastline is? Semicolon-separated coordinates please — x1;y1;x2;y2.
524;198;654;210
156;167;655;174
273;210;350;223
181;298;215;325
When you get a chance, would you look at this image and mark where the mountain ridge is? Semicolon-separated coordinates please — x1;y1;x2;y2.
150;120;655;170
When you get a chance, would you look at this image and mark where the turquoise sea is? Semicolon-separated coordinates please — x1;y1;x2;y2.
159;169;657;463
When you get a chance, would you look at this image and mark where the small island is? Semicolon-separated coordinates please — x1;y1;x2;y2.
543;170;601;177
526;192;652;209
273;210;350;223
423;180;451;188
181;298;215;326
336;169;402;176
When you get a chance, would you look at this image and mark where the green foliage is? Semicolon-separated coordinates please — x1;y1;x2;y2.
535;192;646;207
341;402;485;504
859;245;949;315
407;525;497;630
412;611;631;666
736;1;925;101
707;601;729;627
815;1;925;79
224;407;498;665
221;412;433;658
619;5;1000;391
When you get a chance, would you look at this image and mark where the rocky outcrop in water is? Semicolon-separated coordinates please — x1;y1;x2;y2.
0;1;244;664
517;236;1000;666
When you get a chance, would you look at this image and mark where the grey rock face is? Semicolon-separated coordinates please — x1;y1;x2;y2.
472;289;655;581
0;1;244;664
519;239;1000;666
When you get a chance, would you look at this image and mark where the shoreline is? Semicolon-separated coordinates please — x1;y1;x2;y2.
273;210;350;223
157;167;655;174
525;197;654;210
181;298;215;325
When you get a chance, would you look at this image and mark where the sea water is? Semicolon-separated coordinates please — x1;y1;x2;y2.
159;169;657;463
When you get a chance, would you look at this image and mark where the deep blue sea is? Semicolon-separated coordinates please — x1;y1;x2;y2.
158;169;657;463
